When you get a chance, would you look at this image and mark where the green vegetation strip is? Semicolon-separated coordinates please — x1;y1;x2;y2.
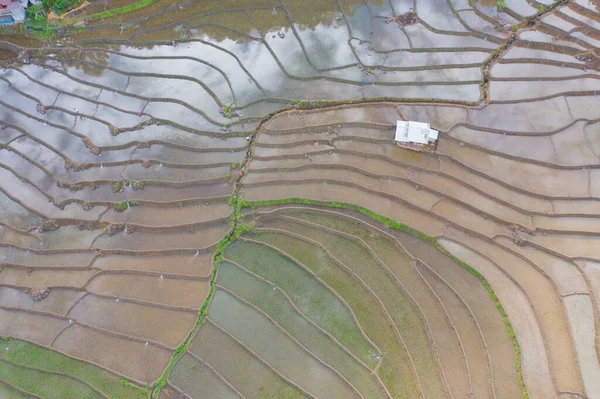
12;0;155;40
0;338;146;399
239;197;529;399
75;0;155;23
151;196;251;398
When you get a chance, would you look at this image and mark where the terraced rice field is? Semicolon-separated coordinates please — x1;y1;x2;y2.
1;0;600;397
0;337;146;398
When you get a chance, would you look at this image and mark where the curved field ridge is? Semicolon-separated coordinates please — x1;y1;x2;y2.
0;338;146;399
241;101;600;399
1;0;599;397
171;203;520;399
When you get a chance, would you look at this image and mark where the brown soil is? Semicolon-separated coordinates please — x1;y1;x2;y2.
100;201;232;227
38;219;61;232
395;231;522;399
93;222;230;251
439;236;557;399
52;325;172;385
395;12;418;27
0;309;68;346
0;268;98;290
578;53;600;71
46;1;91;23
68;294;197;347
85;274;210;308
0;287;85;316
93;253;213;276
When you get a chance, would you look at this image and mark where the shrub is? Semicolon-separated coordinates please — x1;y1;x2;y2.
497;0;507;9
53;0;78;14
41;0;55;11
26;4;46;22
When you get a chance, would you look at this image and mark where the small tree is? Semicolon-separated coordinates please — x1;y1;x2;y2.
26;4;46;21
41;0;55;12
53;0;73;14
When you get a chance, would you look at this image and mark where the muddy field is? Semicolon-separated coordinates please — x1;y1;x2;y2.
1;0;600;397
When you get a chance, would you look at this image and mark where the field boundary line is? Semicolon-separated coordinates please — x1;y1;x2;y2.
266;204;498;398
206;317;319;399
462;233;584;394
183;352;246;399
2;335;149;390
217;259;380;375
227;240;383;367
213;286;368;399
439;236;558;398
0;357;107;398
277;213;457;399
242;198;530;399
0;379;44;399
161;382;193;399
250;148;600;216
248;225;425;398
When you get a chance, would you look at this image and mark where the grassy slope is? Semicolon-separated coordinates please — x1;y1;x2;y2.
0;338;147;399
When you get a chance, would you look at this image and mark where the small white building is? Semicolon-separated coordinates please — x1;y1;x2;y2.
11;2;24;22
395;121;439;145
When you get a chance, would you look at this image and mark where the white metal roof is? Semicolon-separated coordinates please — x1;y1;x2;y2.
395;121;438;145
11;5;24;21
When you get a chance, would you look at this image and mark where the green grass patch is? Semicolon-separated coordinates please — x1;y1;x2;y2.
0;338;146;399
77;0;154;22
111;181;124;193
131;180;150;190
291;99;339;110
220;103;237;119
111;200;139;212
52;0;83;15
120;380;147;396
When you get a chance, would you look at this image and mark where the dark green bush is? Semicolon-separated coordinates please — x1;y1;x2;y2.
41;0;55;11
26;4;45;21
52;0;78;14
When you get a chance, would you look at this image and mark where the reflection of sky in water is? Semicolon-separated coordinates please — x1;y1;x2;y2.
389;0;413;14
0;0;514;135
458;11;507;39
294;22;357;69
418;0;467;31
383;51;489;67
371;20;411;51
108;52;234;102
345;4;372;40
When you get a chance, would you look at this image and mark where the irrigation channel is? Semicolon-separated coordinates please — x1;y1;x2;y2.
1;0;600;398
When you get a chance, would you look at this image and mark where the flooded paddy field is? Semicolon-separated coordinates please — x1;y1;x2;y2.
1;0;600;397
